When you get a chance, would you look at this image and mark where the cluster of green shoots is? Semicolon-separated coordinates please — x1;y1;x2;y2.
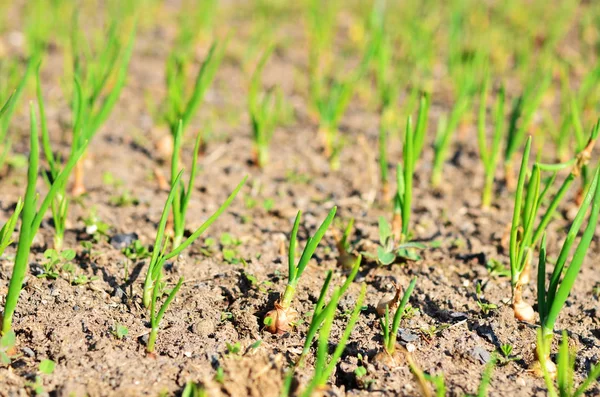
1;104;87;336
537;331;600;396
161;34;227;158
169;121;202;247
535;166;600;373
69;15;137;196
0;56;38;170
476;74;505;209
280;256;365;396
248;45;281;168
143;173;246;354
263;207;336;334
510;126;597;322
378;278;416;357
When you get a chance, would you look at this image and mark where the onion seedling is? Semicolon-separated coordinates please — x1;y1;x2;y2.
143;174;247;310
69;16;137;195
297;256;361;365
264;207;337;334
1;103;86;335
430;93;470;188
378;278;416;357
310;41;374;169
170;120;202;247
536;166;600;373
299;283;366;397
0;199;23;258
334;218;359;271
248;45;280;168
537;330;600;395
510;128;598;322
144;172;246;354
503;72;552;190
162;37;227;153
0;55;38;170
477;75;505;209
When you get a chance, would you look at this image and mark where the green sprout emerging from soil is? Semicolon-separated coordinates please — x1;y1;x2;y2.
299;283;366;397
144;172;246;354
69;15;137;196
249;44;280;168
536;166;600;374
170;120;202;247
477;74;505;209
0;198;23;258
378;277;416;358
0;55;38;171
264;207;336;334
2;104;87;336
537;330;600;396
510;128;598;322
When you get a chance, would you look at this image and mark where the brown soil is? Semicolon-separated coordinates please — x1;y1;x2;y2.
1;3;600;397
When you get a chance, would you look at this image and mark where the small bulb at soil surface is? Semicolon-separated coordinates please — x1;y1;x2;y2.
155;134;174;161
513;300;535;323
532;356;557;378
376;284;402;317
264;302;298;334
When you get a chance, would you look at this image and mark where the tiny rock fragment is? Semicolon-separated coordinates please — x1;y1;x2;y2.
470;346;491;364
110;233;139;250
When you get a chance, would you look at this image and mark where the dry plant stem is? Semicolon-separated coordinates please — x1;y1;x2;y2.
392;212;402;243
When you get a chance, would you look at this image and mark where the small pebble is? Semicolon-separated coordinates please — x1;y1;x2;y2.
110;233;139;249
470;346;491;364
21;347;35;357
397;328;419;344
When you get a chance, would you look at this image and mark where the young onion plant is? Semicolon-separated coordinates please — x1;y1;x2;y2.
503;72;552;190
0;55;38;170
70;16;137;195
311;43;374;169
169;121;202;248
36;64;71;250
161;37;227;158
142;174;247;313
297;256;361;365
248;45;279;168
537;331;600;395
510;128;598;322
379;278;416;357
1;104;87;335
264;207;337;334
299;283;366;397
0;199;23;258
536;166;600;374
477;75;505;209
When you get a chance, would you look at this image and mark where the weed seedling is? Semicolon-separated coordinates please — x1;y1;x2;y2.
264;207;337;334
373;216;425;265
38;248;76;280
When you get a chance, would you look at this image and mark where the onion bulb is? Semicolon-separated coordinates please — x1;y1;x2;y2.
376;283;402;317
513;300;535;323
264;301;298;334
